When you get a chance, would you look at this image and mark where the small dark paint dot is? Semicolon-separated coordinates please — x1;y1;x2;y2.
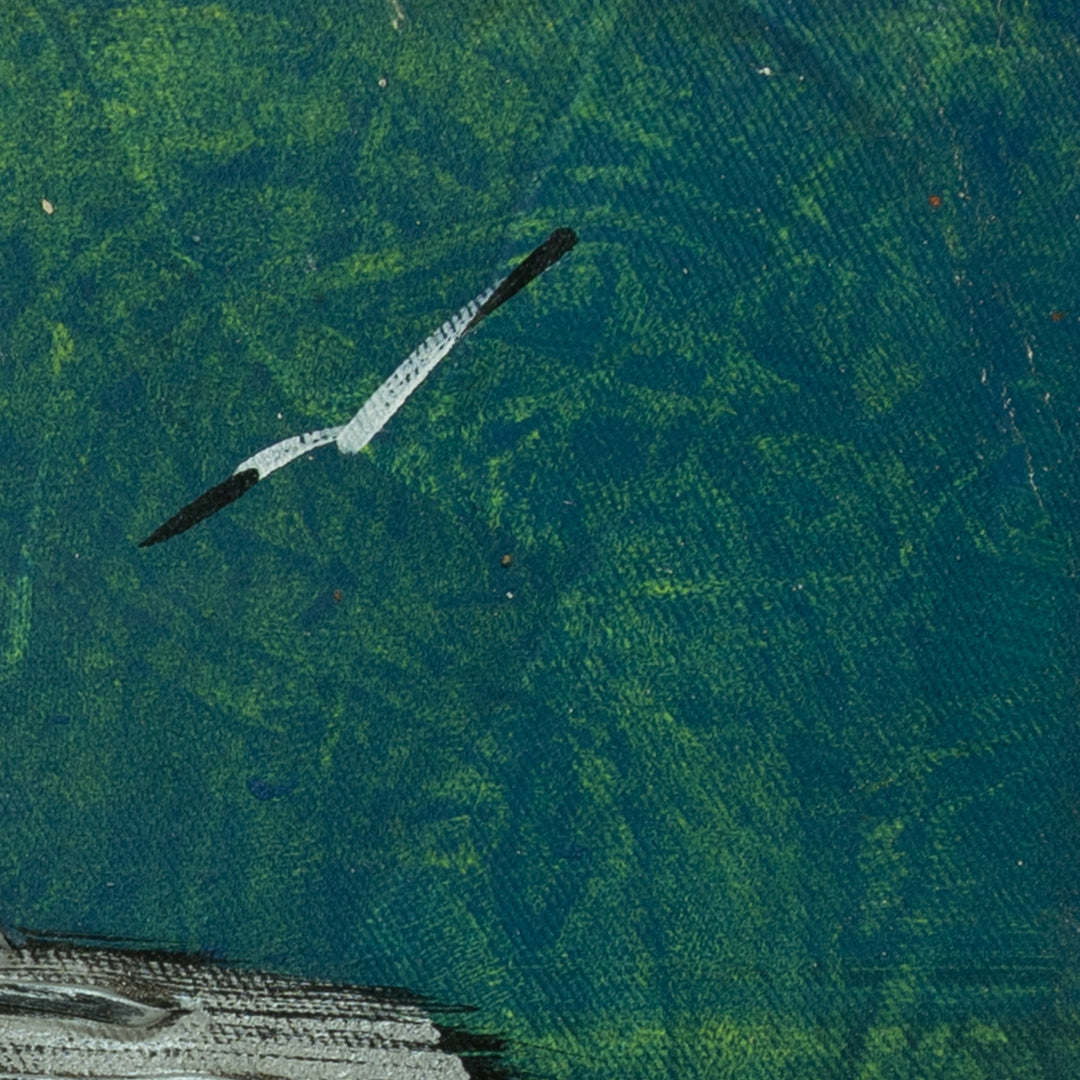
332;588;343;603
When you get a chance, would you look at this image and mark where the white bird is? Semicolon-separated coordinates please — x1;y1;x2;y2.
139;228;578;547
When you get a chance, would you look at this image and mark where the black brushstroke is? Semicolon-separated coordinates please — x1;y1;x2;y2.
469;227;578;328
0;983;180;1028
138;469;259;547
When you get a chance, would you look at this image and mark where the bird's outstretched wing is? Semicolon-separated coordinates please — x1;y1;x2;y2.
138;228;578;547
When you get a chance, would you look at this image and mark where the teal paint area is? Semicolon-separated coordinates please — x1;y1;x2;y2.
1;1;1078;1076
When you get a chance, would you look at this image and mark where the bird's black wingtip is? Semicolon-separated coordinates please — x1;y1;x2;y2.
470;227;579;327
138;469;260;547
546;226;578;255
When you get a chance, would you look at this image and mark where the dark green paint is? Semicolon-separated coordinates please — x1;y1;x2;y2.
1;1;1077;1076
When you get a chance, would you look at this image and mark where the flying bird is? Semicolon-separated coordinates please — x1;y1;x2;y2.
139;227;578;547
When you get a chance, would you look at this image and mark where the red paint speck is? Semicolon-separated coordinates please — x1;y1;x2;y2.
928;194;943;209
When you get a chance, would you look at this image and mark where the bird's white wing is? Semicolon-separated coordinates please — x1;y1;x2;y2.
335;284;495;455
235;425;344;479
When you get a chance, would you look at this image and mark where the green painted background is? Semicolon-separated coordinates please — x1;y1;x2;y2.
1;0;1077;1076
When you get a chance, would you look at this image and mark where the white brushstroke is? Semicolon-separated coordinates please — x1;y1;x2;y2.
233;282;497;479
